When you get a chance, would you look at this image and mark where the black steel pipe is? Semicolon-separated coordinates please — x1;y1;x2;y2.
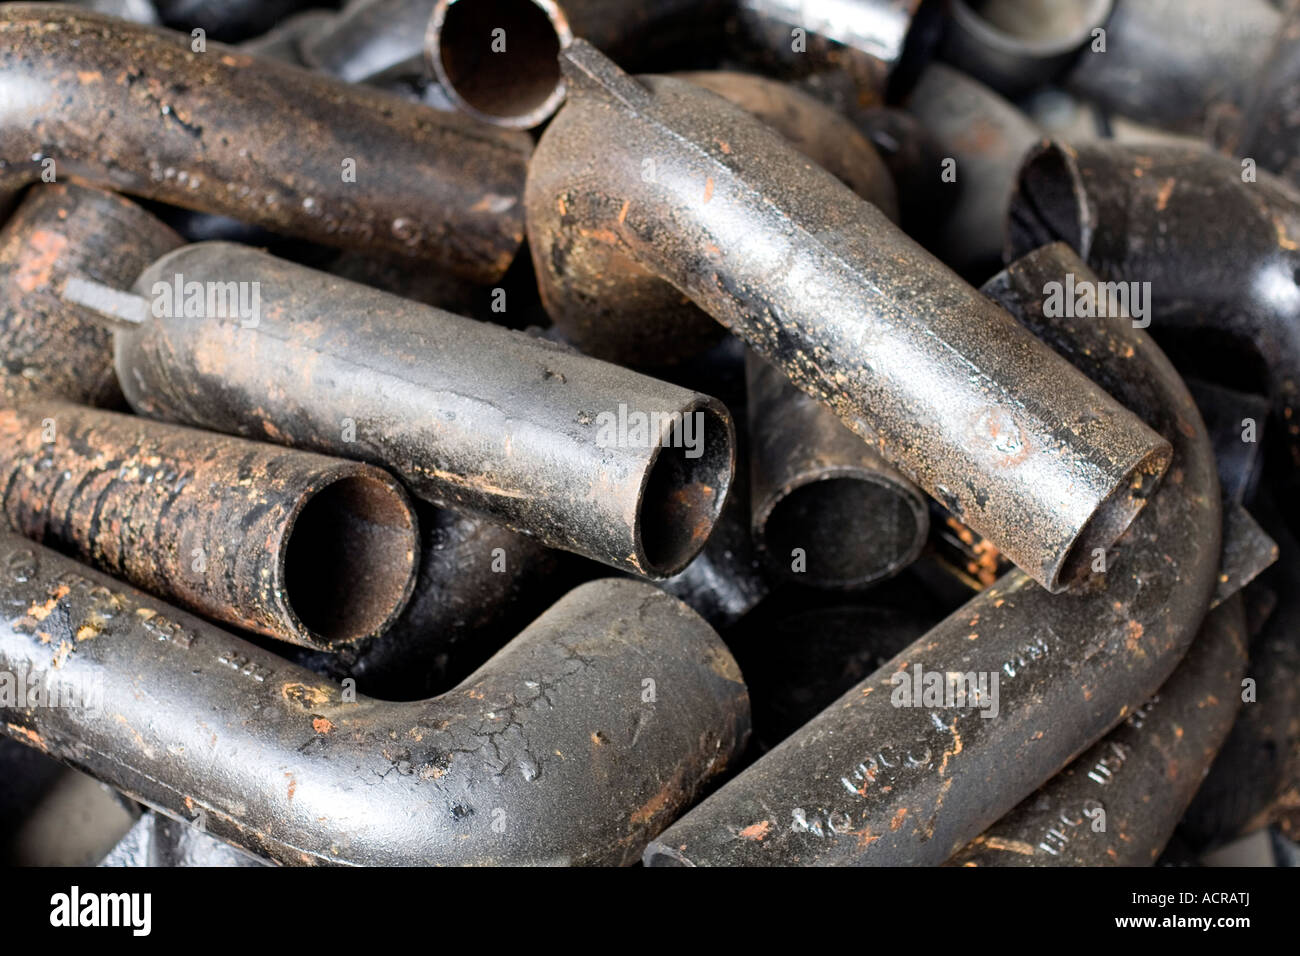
949;597;1248;866
643;242;1219;866
905;63;1041;278
0;542;751;865
0;402;419;651
0;4;532;283
301;0;434;83
940;0;1113;98
1007;141;1300;507
1233;4;1300;187
112;241;736;578
1063;0;1282;139
747;353;928;590
527;43;1171;593
0;183;181;407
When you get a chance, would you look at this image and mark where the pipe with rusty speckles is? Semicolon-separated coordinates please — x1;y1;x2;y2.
643;243;1220;866
0;183;181;407
0;402;419;652
746;352;928;590
111;241;736;578
527;43;1171;593
0;541;750;866
0;4;531;283
528;68;900;366
1007;141;1300;530
948;596;1248;867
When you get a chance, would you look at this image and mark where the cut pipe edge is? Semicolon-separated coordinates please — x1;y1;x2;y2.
527;42;1171;593
428;0;572;128
643;242;1219;866
115;241;735;578
0;402;419;651
0;545;751;865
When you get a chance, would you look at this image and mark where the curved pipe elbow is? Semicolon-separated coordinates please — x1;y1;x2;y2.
0;546;751;866
0;4;531;282
644;242;1220;866
1008;140;1300;481
527;43;1171;593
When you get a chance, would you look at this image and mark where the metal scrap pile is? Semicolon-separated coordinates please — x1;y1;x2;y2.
0;0;1296;867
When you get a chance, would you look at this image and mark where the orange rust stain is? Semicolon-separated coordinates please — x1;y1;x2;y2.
890;808;907;831
718;140;732;154
703;177;715;203
286;773;297;802
76;70;103;84
855;828;881;849
1155;178;1176;211
738;820;772;841
630;779;677;826
617;200;630;224
312;717;334;735
27;585;70;622
1125;620;1144;652
15;230;68;294
6;724;45;748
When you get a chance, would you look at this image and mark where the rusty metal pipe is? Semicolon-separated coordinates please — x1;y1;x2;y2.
0;4;531;283
1007;141;1300;512
0;402;419;651
527;43;1171;592
643;243;1220;866
0;539;750;865
746;353;928;590
111;241;735;578
949;597;1248;866
530;68;899;366
1063;0;1282;139
426;0;731;128
0;183;181;407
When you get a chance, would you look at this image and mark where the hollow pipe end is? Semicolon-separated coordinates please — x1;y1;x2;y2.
427;0;573;129
275;465;420;651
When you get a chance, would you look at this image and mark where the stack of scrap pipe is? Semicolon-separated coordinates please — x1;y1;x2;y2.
0;0;1293;870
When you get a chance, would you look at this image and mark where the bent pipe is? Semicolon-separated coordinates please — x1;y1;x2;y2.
0;549;751;866
530;67;900;367
746;352;928;590
301;0;435;84
949;596;1248;866
527;43;1171;593
292;502;570;701
0;183;181;408
939;0;1113;99
0;402;419;651
905;62;1042;279
643;242;1220;866
1007;142;1300;494
0;4;532;284
426;0;732;129
113;241;736;579
1063;0;1282;139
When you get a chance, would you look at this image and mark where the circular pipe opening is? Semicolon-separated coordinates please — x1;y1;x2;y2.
1049;441;1171;591
637;402;735;577
428;0;571;129
283;472;418;647
759;474;928;589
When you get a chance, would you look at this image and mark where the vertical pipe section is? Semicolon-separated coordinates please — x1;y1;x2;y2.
114;242;735;578
0;4;531;282
643;243;1219;866
746;353;928;589
0;402;418;651
0;547;750;866
0;184;181;407
526;43;1171;592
